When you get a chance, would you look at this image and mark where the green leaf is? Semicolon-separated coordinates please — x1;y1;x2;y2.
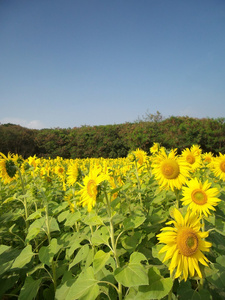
0;274;19;298
136;267;173;300
177;280;212;300
64;211;81;227
121;231;143;252
49;217;60;232
66;267;99;300
114;253;148;287
123;214;146;231
39;238;62;266
91;226;110;246
58;210;70;223
69;244;90;270
83;212;104;226
11;245;34;269
93;250;111;274
25;217;45;242
0;247;20;275
0;245;11;255
18;276;42;300
26;209;44;221
55;272;76;300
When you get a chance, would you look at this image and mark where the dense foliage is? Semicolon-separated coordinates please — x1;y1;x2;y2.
0;116;225;158
0;147;225;299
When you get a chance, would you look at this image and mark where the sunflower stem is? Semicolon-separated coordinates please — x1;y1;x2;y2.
175;189;180;208
134;160;143;207
104;190;123;300
17;167;29;233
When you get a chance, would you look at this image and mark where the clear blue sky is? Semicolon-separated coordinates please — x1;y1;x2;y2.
1;0;225;129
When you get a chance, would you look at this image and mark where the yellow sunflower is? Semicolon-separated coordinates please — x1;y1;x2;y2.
67;161;78;186
181;178;220;217
181;146;202;171
133;148;147;166
157;208;212;281
78;165;106;212
202;152;214;164
150;142;160;154
151;149;190;191
211;153;225;181
0;152;18;184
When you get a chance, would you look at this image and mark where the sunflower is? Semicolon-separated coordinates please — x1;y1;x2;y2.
67;161;78;186
211;153;225;181
181;146;202;171
0;152;18;184
202;152;214;164
151;149;190;191
157;208;212;281
150;142;160;154
77;165;106;212
181;178;220;217
132;148;147;166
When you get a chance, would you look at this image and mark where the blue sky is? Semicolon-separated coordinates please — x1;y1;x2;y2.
1;0;225;129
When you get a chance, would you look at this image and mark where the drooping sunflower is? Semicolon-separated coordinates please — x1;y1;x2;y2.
210;153;225;181
77;165;106;212
151;149;190;191
157;208;212;281
0;152;18;184
181;178;220;217
181;146;202;171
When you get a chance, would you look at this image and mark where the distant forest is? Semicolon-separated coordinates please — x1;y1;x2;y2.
0;114;224;158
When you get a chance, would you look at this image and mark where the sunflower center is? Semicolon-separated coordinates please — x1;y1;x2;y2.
58;167;64;173
5;160;17;178
136;154;143;165
191;189;207;205
161;159;180;179
186;154;195;164
87;179;97;198
204;156;211;163
177;228;199;256
220;160;225;173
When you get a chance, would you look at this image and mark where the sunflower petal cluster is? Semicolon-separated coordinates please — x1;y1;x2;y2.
210;153;225;181
157;208;212;281
151;149;190;191
77;165;106;212
181;178;220;217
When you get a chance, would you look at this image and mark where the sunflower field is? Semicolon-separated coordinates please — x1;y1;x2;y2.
0;144;225;300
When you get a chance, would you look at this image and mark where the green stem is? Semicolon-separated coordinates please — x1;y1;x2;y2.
104;191;122;300
45;199;57;291
17;168;29;232
175;189;180;209
135;161;143;207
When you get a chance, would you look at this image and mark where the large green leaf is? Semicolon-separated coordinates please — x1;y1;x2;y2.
69;244;90;270
177;280;212;300
135;267;173;300
66;267;99;300
93;250;111;274
39;238;62;266
11;245;34;269
64;211;81;227
18;276;42;300
123;213;146;231
25;217;45;242
114;252;148;287
91;226;110;246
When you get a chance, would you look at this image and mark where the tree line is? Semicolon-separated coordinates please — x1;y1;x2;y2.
0;116;224;158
